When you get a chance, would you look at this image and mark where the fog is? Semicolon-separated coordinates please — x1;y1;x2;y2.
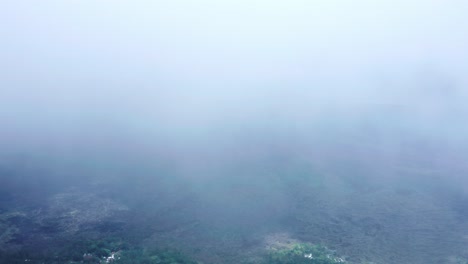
1;1;468;264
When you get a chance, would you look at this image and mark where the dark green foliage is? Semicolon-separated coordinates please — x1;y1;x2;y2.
0;237;126;263
0;237;197;264
118;248;198;264
53;237;128;261
267;243;345;264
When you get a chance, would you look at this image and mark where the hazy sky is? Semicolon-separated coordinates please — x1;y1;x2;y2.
1;1;468;152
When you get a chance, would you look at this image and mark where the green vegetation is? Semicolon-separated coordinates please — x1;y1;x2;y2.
56;237;129;261
267;243;346;264
0;237;198;264
118;248;198;264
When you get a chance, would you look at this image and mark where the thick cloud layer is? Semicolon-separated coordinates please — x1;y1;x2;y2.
2;2;468;263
